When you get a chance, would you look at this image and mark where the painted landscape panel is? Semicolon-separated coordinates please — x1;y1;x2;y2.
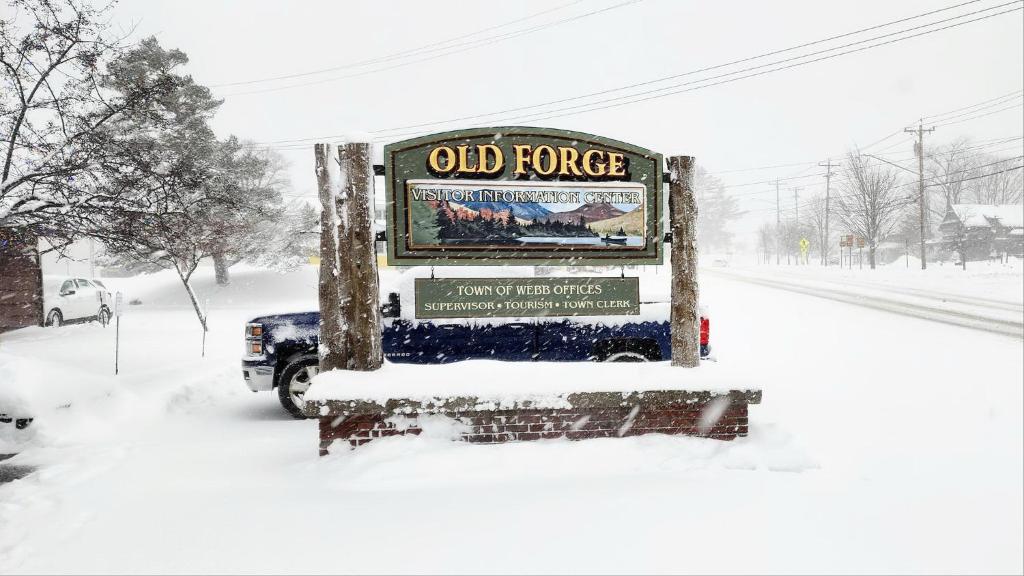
406;180;647;250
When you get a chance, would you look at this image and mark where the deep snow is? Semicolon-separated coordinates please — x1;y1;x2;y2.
0;262;1021;574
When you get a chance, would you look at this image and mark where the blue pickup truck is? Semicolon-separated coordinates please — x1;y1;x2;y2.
242;283;710;418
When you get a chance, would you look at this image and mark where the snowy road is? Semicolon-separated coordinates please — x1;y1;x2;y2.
703;266;1024;338
0;266;1021;574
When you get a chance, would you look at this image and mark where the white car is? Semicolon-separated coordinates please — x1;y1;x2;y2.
45;278;113;327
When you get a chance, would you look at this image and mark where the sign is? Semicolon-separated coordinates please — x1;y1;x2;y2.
856;237;866;248
384;127;663;266
114;291;123;317
840;234;854;247
799;237;810;254
414;277;640;319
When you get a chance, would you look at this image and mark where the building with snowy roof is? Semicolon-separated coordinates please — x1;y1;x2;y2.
938;204;1024;260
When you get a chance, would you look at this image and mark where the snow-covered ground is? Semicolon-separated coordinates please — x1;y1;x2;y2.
0;262;1021;574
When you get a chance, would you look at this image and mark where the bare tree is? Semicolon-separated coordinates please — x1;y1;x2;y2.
804;194;831;265
927;138;976;209
969;155;1023;205
0;0;182;238
756;222;774;264
835;151;907;269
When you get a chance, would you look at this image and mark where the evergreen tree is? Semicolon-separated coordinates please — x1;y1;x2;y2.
436;207;453;238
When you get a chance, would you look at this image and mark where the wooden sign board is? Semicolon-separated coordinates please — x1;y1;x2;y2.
414;277;640;319
384;127;663;266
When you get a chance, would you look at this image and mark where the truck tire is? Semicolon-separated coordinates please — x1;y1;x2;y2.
277;357;319;419
605;351;649;362
594;339;662;362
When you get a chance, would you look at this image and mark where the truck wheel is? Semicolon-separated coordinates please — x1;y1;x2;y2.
278;357;319;419
605;351;648;362
46;309;63;327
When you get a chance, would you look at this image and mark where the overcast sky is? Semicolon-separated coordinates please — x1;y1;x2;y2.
105;0;1024;249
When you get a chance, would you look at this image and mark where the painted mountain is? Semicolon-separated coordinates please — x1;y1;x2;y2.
588;206;644;235
459;201;551;221
543;202;626;225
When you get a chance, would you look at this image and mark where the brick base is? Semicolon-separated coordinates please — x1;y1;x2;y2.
316;390;758;455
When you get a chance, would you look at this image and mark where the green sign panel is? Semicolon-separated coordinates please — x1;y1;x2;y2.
414;277;640;319
384;127;663;266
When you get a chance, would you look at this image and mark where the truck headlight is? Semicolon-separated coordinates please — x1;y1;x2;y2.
245;323;264;355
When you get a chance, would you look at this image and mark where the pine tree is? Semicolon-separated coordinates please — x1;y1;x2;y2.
436;206;453;238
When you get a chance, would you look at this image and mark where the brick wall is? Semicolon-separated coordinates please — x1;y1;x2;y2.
0;230;43;333
316;390;758;455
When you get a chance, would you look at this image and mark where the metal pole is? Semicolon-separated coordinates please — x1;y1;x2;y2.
115;315;120;375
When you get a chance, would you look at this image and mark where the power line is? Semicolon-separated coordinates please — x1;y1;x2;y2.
217;0;644;96
257;0;1017;147
731;143;1024;200
934;101;1024;127
367;0;995;137
368;3;1024;142
921;86;1024;118
926;94;1023;124
209;0;587;88
745;161;1023;217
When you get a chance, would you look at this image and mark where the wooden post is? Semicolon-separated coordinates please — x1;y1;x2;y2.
338;142;383;371
668;155;700;367
315;143;346;372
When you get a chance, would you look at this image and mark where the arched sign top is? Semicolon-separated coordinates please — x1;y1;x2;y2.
384;127;663;266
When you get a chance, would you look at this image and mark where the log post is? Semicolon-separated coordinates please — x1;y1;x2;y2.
338;142;383;371
315;143;346;372
668;155;700;367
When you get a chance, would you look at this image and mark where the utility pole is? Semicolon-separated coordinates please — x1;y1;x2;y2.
792;186;801;265
818;159;839;266
905;120;935;270
775;179;780;265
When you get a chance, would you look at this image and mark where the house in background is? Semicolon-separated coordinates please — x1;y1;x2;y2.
938;204;1024;261
0;227;43;333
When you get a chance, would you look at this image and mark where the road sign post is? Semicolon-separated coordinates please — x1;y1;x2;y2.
114;291;122;375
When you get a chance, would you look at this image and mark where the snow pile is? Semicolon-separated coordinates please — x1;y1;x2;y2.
1;264;1021;573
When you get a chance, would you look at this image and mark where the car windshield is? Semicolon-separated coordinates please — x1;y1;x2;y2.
93;280;106;289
